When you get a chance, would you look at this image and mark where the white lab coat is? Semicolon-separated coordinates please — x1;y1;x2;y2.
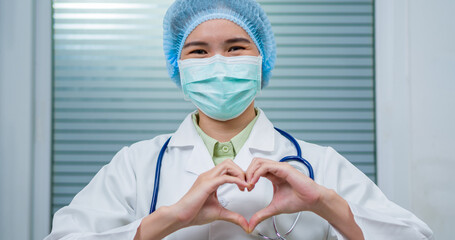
46;110;433;240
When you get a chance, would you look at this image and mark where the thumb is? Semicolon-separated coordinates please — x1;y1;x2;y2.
248;205;278;233
218;207;249;233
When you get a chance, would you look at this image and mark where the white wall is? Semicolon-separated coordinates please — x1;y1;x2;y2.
0;0;34;239
0;0;52;239
376;0;455;239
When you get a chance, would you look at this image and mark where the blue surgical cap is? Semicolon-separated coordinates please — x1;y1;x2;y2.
163;0;276;88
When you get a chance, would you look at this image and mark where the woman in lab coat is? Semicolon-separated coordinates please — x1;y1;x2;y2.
46;0;433;239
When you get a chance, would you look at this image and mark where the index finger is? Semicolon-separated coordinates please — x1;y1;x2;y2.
213;159;247;182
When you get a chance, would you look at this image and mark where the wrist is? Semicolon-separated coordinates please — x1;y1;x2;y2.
312;187;336;218
158;205;186;231
313;188;364;240
314;188;352;227
168;202;191;229
136;205;183;240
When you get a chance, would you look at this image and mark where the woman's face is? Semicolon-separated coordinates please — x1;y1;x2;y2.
180;19;260;60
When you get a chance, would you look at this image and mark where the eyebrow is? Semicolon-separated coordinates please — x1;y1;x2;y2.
182;37;252;49
225;37;251;44
182;41;209;49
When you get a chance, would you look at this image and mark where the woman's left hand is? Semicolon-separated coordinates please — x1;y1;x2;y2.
245;157;325;232
245;158;364;240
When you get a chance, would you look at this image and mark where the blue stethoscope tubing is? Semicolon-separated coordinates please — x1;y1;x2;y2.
149;127;314;214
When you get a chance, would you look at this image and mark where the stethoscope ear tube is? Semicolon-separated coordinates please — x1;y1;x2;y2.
279;156;314;180
274;127;314;180
149;137;171;214
274;127;301;157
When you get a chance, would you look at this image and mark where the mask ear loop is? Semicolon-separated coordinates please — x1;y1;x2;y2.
177;59;193;101
258;55;263;92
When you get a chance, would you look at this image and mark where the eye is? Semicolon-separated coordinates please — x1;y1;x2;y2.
228;46;245;52
189;49;207;55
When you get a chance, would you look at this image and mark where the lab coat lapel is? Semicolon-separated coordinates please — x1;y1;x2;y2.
167;112;198;148
168;112;215;175
186;138;215;175
234;109;276;170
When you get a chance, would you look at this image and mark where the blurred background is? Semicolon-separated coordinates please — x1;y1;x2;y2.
0;0;454;239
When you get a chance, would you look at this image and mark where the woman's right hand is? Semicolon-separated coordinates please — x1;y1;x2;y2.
172;159;249;230
135;159;249;240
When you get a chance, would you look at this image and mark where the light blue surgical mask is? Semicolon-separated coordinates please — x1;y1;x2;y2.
178;55;262;121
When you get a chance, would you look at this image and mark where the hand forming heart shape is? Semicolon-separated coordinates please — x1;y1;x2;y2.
173;157;322;233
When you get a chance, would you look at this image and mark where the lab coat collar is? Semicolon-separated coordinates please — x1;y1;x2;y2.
168;108;275;151
245;108;275;152
167;108;275;175
168;111;215;175
168;112;200;148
